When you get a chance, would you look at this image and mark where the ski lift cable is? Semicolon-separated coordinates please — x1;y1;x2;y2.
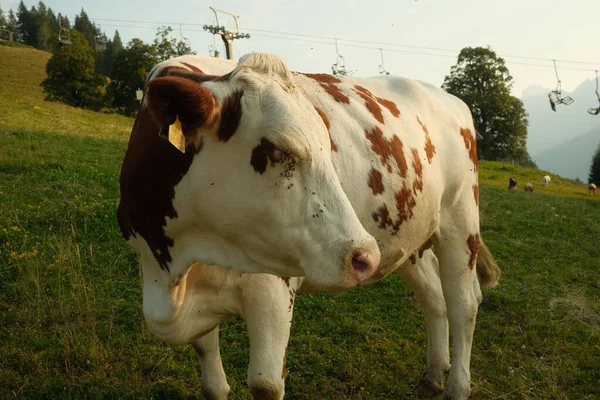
90;17;600;67
91;17;600;74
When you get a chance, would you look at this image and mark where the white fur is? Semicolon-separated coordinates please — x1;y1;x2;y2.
542;175;551;186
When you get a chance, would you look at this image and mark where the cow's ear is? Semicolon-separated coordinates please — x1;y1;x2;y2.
145;76;219;152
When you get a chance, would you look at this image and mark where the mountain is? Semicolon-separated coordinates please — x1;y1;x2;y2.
533;126;600;181
521;79;600;156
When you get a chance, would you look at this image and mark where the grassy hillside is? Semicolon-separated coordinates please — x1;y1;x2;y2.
1;46;599;399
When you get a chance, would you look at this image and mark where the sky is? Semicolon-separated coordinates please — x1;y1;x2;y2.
3;0;600;97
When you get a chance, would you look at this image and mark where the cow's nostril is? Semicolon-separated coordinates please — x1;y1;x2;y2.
352;253;370;273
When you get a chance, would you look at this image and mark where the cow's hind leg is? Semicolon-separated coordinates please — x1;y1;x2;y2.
191;326;231;400
434;201;482;399
396;250;450;398
241;275;298;400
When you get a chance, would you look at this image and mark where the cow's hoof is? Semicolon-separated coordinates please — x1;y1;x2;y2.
414;371;444;399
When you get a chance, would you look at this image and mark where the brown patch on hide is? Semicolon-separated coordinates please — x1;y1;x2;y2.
353;85;384;123
303;73;350;104
473;184;479;206
180;62;203;73
365;126;408;177
117;107;196;271
395;184;417;226
377;97;400;117
417;116;436;164
368;168;384;195
314;107;337;151
411;148;423;194
354;85;400;120
217;90;243;142
460;128;478;172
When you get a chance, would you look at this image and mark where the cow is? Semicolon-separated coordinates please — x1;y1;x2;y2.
508;177;517;189
524;182;534;193
542;175;551;186
589;183;597;196
118;53;501;400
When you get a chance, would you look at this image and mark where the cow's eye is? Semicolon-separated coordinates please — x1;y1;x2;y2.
268;147;291;164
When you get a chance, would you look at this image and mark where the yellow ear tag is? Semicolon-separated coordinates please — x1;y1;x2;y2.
168;116;186;153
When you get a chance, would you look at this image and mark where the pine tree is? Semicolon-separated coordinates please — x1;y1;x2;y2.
36;1;52;50
16;1;38;46
7;10;19;41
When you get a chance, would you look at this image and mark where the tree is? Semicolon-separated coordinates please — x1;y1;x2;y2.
0;6;6;27
16;1;37;46
35;1;54;51
74;8;100;48
107;38;158;116
442;46;530;162
153;26;194;61
589;143;600;184
41;30;106;110
7;9;19;41
100;30;123;76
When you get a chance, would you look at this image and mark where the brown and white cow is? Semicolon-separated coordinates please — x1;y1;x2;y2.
589;183;597;196
118;54;500;399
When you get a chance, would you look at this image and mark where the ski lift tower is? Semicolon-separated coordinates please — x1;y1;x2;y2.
203;7;250;60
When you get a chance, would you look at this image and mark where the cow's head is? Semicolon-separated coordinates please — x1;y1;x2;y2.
120;53;380;288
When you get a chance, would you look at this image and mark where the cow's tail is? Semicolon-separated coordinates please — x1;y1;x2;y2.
476;238;501;288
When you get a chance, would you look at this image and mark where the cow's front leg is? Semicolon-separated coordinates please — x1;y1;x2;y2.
396;250;450;398
434;211;482;399
191;326;231;400
241;275;299;400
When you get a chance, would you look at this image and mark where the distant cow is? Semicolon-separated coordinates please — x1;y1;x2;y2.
508;177;517;189
590;183;597;196
542;175;551;186
524;183;534;193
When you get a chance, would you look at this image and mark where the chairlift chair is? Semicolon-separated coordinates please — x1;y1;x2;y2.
548;59;574;110
331;39;351;76
58;16;71;46
179;24;192;53
0;25;13;41
588;70;600;116
94;35;106;52
378;48;390;75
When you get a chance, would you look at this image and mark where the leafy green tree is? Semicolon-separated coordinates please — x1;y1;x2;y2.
107;38;158;116
42;30;106;110
153;26;194;61
442;46;530;162
589;143;600;184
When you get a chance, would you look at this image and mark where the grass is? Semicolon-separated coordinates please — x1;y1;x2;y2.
1;45;599;399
